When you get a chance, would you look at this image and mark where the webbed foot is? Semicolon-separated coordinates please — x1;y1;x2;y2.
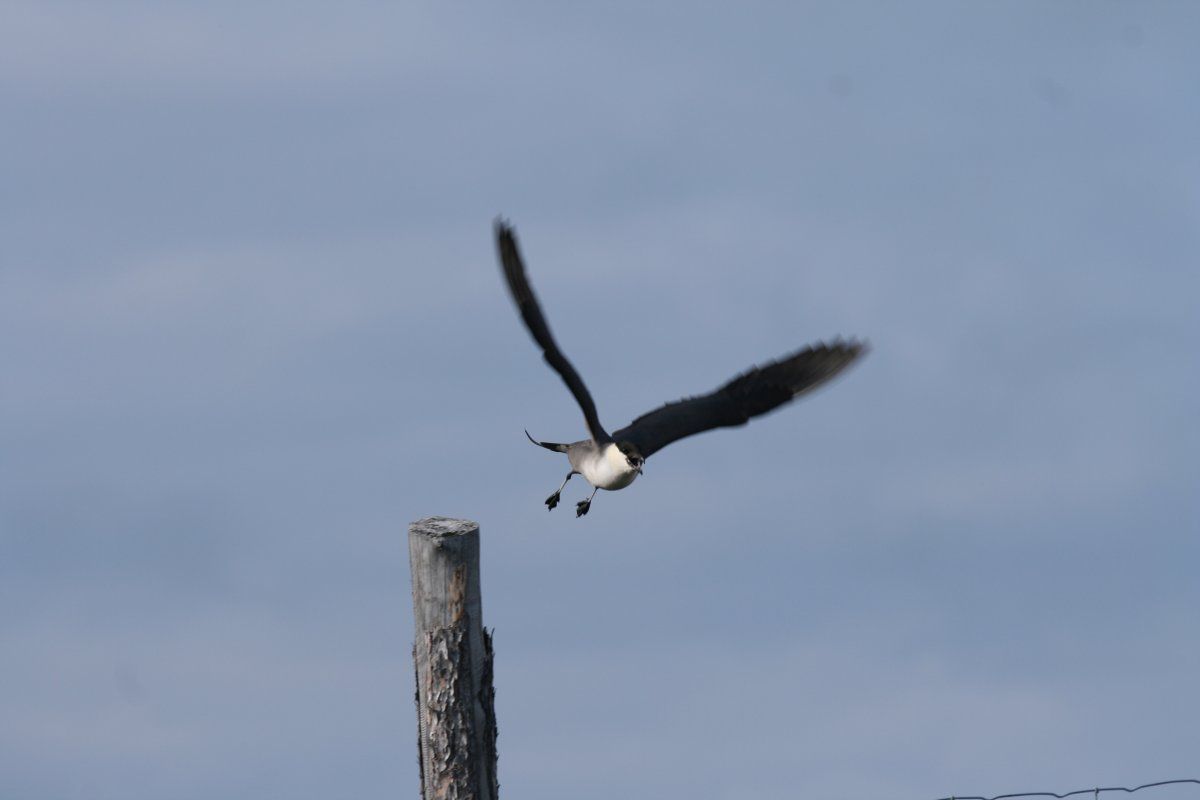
575;499;591;517
545;492;560;511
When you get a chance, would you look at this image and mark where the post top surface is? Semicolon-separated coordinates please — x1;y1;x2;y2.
410;516;479;538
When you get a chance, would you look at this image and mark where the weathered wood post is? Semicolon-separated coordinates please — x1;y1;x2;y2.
409;517;498;800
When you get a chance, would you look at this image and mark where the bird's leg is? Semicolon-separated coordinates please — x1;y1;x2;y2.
575;486;599;518
546;471;575;511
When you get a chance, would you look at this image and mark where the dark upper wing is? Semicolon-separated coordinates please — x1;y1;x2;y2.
611;339;865;458
495;220;609;442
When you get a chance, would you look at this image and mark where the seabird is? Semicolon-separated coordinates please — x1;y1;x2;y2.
496;219;866;517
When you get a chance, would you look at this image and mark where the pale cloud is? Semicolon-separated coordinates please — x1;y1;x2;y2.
0;2;444;99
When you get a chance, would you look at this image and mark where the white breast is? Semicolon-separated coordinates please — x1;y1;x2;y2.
579;443;640;491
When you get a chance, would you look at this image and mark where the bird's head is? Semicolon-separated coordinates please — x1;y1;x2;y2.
616;441;645;475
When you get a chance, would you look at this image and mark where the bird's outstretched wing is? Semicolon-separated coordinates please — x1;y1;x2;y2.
611;340;866;458
496;220;610;443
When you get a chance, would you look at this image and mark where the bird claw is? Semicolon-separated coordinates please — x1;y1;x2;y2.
545;492;560;511
575;499;591;517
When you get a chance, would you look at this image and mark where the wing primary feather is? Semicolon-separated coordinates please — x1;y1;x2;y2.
611;339;866;458
495;220;610;443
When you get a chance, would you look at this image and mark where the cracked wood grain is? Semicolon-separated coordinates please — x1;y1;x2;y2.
409;517;498;800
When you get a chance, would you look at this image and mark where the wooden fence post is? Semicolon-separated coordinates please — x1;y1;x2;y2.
409;517;498;800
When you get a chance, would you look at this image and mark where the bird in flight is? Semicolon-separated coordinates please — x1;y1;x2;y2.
496;219;866;518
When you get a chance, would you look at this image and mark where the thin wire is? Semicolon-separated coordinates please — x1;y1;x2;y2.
931;779;1200;800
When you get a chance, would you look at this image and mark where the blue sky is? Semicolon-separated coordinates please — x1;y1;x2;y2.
2;3;1198;799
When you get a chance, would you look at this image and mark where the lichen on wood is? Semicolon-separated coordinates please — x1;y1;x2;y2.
422;626;477;799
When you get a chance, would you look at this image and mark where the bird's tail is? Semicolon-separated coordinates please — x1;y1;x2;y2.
525;429;568;453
